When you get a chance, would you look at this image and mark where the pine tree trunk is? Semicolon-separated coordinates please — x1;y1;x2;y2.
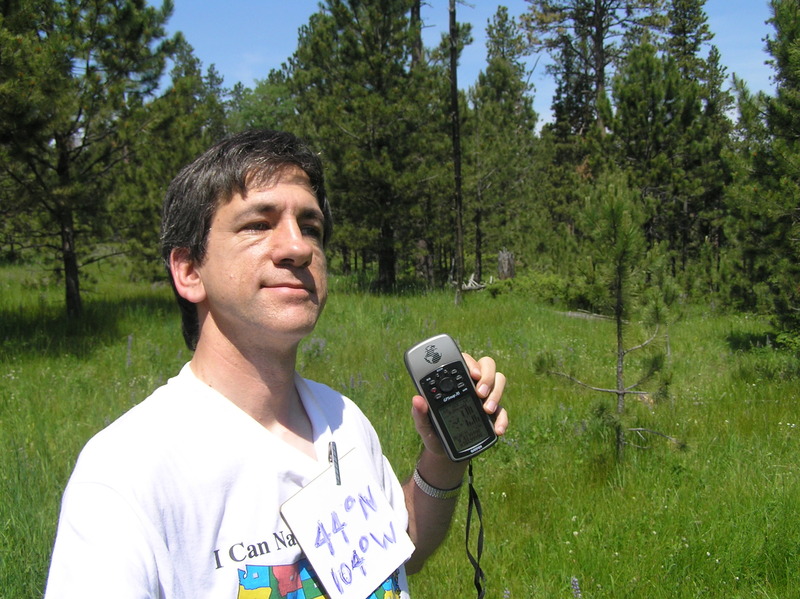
615;262;625;458
56;133;82;319
449;0;464;304
474;208;483;283
61;209;82;319
410;0;422;65
377;221;396;291
341;246;351;275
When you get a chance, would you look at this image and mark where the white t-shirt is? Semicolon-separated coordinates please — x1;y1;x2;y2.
45;363;410;598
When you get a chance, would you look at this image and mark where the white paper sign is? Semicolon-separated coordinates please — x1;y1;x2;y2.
281;447;414;599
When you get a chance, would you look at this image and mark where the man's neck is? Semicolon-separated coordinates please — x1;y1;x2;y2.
189;333;316;458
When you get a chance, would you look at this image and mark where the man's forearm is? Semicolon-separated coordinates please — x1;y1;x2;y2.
402;450;468;575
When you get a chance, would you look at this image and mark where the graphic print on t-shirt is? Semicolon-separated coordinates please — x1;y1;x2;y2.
237;558;401;599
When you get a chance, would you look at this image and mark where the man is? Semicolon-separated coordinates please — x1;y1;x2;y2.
45;130;507;598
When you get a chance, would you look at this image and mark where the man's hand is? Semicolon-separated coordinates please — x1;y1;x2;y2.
404;353;508;574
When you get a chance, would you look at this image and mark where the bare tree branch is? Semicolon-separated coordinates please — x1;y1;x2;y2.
80;250;128;268
548;370;648;395
628;427;683;445
623;323;660;356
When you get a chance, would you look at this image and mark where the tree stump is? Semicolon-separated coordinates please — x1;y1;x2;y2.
498;248;515;280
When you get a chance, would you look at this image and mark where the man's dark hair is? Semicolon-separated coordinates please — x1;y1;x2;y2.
160;129;332;350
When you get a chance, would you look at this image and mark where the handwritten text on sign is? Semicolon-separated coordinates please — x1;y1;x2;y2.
281;448;414;599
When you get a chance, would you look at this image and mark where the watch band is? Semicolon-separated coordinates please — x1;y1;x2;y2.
413;467;463;500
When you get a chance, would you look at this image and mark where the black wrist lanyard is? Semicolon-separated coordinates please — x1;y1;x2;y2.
465;460;486;599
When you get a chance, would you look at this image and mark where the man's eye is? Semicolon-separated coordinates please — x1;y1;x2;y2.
302;225;324;239
244;222;271;231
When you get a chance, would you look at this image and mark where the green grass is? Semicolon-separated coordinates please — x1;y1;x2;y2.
1;266;799;598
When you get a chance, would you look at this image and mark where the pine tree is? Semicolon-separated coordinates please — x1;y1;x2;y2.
664;0;732;293
521;0;667;134
467;6;538;279
116;35;229;280
730;0;800;342
723;76;772;311
609;36;701;252
0;0;176;317
608;23;730;292
226;70;298;133
563;170;671;457
549;35;595;139
665;0;712;77
283;0;450;290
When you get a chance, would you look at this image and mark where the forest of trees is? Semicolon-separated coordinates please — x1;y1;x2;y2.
1;0;798;349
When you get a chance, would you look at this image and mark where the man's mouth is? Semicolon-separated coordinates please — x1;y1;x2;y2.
264;282;313;293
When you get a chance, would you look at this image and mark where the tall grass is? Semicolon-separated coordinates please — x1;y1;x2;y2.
1;266;798;598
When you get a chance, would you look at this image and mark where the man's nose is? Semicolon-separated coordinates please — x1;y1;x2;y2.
271;220;313;267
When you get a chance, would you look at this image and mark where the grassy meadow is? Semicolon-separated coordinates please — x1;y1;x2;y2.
1;263;798;598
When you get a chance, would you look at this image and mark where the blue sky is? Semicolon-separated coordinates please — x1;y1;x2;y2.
161;0;774;122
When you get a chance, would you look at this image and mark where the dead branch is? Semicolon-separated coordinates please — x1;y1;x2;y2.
623;323;660;356
549;370;648;395
461;273;485;291
557;310;614;321
628;427;683;446
80;250;128;268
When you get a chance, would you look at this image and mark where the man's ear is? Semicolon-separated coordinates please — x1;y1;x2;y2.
169;248;206;304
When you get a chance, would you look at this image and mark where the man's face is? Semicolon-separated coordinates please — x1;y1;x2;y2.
191;167;328;351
